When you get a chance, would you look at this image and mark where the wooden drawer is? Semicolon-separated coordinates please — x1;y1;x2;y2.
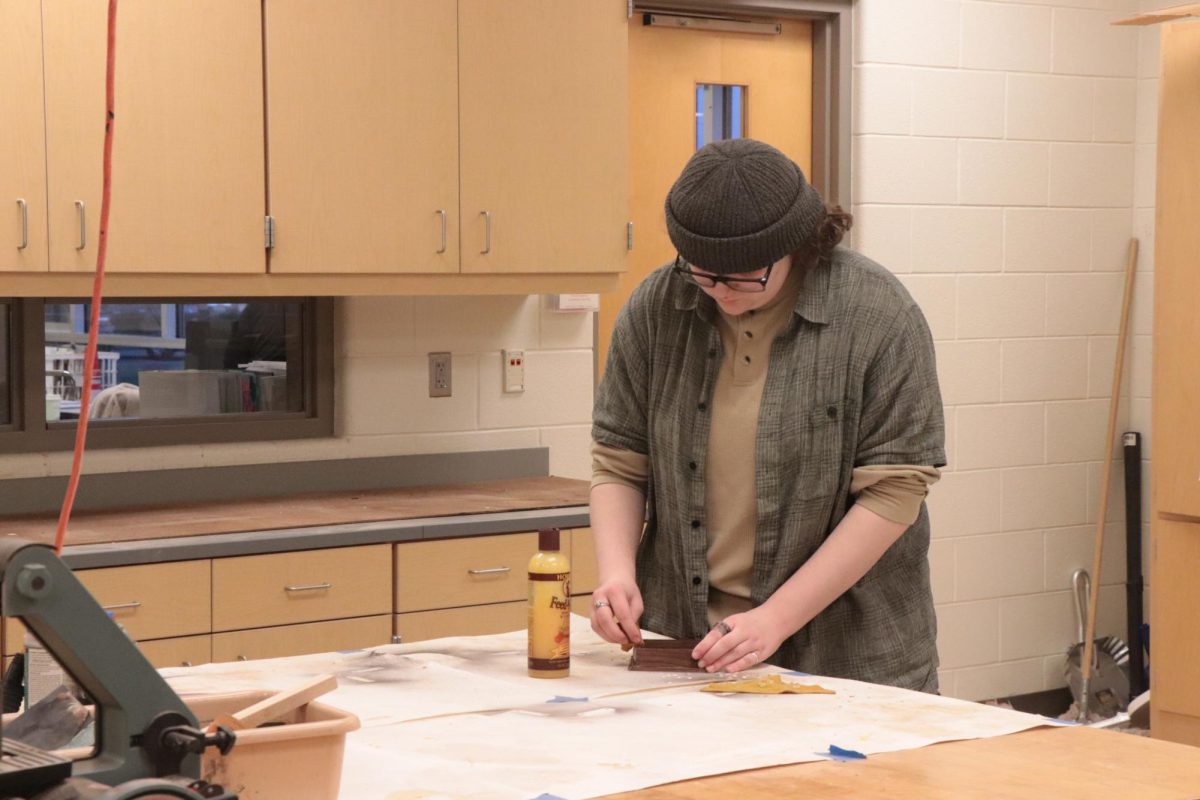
567;527;598;595
212;544;390;631
395;532;537;612
394;601;526;644
76;560;211;640
138;635;212;669
3;618;25;656
570;594;593;618
211;615;391;663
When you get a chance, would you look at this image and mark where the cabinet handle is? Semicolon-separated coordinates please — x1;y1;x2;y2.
182;660;193;667
436;209;447;254
284;581;332;592
480;210;491;254
102;601;142;611
467;567;511;576
237;655;248;661
16;199;28;250
74;200;86;250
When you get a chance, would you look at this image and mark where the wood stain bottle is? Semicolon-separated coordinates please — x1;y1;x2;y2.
528;527;571;678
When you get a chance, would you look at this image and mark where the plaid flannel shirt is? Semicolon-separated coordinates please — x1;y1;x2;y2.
593;247;946;691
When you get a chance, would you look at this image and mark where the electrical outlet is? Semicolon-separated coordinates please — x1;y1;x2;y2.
503;349;525;393
429;352;451;397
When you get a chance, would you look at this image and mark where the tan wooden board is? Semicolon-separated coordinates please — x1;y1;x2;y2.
1115;3;1200;25
0;477;589;547
605;727;1200;799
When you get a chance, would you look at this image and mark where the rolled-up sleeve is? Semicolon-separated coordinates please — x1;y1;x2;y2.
852;464;941;525
592;441;649;492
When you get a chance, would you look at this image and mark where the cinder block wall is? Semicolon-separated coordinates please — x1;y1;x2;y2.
853;0;1156;700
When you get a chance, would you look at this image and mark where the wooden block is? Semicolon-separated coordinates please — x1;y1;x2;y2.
627;639;703;672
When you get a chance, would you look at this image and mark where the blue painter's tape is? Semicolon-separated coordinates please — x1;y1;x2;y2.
1042;716;1079;726
784;670;812;677
530;794;570;800
546;695;589;704
825;744;867;761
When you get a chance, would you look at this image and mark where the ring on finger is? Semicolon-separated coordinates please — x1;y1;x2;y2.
715;620;732;636
593;599;610;610
748;650;759;664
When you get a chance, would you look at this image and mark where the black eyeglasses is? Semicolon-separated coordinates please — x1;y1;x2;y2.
672;256;774;293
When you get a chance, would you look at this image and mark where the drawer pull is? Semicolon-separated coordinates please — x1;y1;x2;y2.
284;581;333;593
75;200;86;250
16;199;28;250
467;567;511;576
102;601;142;611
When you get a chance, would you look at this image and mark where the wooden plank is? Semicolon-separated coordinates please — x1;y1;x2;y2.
608;727;1200;799
394;534;538;612
211;615;391;663
0;477;590;547
1115;4;1200;25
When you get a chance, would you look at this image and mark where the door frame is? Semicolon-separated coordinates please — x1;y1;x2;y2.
631;0;852;208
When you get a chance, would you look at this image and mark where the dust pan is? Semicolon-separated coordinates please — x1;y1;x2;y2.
1064;569;1130;719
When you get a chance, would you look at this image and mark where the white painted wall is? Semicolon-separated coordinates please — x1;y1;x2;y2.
853;0;1159;700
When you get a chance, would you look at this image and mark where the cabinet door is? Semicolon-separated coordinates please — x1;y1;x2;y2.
42;0;265;273
76;560;211;640
264;0;459;274
211;615;391;663
567;527;599;595
212;544;391;631
395;533;538;612
395;601;526;644
138;635;212;669
1151;518;1200;745
0;0;48;271
1155;23;1200;519
459;0;629;274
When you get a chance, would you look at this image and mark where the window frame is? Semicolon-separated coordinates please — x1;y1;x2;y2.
2;296;334;454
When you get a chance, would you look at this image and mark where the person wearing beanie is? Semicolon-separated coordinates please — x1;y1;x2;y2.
589;138;946;692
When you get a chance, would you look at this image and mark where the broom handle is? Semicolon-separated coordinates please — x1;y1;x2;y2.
1080;237;1139;719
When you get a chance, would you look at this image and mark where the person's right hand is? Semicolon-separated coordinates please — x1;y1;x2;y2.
589;575;644;646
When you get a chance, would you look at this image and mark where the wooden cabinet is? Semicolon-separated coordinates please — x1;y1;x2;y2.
458;0;629;274
265;0;628;276
1150;19;1200;747
212;616;391;663
264;0;459;275
137;635;212;669
0;0;48;271
396;602;526;644
76;560;211;640
212;544;391;631
39;0;265;273
393;528;598;642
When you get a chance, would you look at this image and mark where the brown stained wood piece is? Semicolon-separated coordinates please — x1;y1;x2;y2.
628;639;704;672
0;477;589;548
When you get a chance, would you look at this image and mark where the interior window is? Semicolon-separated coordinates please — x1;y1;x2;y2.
44;300;303;422
696;83;746;148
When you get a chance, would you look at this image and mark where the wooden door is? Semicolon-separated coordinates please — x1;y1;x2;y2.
459;0;628;274
265;0;459;274
42;0;265;273
1153;22;1200;519
0;0;48;271
597;17;814;373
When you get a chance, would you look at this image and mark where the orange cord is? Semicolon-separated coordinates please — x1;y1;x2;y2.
54;0;117;555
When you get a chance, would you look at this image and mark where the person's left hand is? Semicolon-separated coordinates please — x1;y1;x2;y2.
691;606;788;673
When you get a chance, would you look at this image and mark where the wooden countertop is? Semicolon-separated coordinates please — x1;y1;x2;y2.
0;476;590;548
611;727;1200;799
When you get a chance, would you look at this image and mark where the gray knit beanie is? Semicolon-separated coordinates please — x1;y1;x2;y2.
665;138;824;275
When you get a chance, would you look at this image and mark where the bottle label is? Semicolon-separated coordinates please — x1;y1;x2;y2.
528;571;571;673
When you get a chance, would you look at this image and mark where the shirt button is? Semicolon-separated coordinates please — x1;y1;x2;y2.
691;520;700;529
697;402;707;411
692;576;702;586
688;461;697;471
827;405;839;419
744;330;753;339
708;348;717;358
743;355;752;364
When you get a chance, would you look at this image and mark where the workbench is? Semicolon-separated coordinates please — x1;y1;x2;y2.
159;619;1200;800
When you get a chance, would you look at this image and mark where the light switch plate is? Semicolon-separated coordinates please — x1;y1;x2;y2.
503;349;525;393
